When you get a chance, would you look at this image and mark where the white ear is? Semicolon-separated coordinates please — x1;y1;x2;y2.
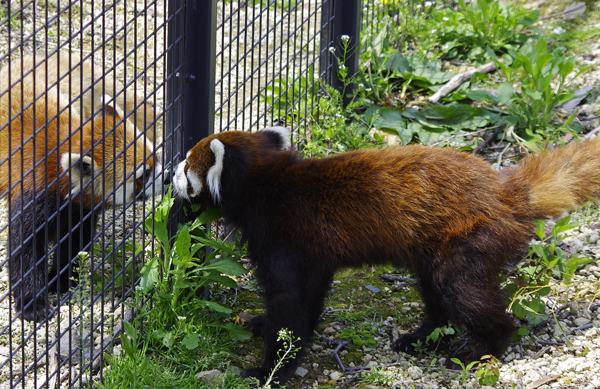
262;126;291;150
60;153;95;197
206;139;225;203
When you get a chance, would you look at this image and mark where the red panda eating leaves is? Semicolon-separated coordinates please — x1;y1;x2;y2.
0;54;168;322
173;127;600;385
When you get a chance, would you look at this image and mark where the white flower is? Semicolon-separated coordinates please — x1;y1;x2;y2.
363;7;368;12
177;316;186;320
431;29;437;34
366;88;372;92
424;1;432;6
358;83;364;88
339;64;346;70
335;113;343;118
553;26;566;35
341;35;350;42
416;4;422;8
442;44;449;50
329;47;336;53
443;16;449;21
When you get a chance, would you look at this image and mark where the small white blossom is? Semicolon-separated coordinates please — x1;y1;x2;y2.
328;46;335;53
431;29;437;34
366;88;372;92
177;316;186;320
416;4;422;8
442;16;449;21
424;1;432;6
339;64;346;70
363;7;367;12
335;113;343;118
553;26;566;35
358;83;364;88
442;44;449;50
341;35;350;42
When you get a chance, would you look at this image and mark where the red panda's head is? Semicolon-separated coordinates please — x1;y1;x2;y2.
60;95;168;207
172;126;290;203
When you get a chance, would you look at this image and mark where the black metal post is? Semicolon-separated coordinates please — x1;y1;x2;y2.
321;0;363;106
183;0;217;149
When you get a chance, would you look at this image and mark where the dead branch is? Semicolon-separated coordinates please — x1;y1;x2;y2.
427;62;496;104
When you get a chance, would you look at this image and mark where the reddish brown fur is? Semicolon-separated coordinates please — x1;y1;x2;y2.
174;129;600;385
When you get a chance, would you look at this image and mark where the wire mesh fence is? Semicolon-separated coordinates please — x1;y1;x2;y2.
0;0;369;387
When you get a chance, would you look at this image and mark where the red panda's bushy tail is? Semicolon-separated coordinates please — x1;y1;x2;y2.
500;136;600;220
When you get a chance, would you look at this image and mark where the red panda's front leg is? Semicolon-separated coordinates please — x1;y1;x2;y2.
241;253;334;386
49;203;97;297
8;191;55;322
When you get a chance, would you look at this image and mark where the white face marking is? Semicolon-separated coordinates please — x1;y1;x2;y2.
187;170;203;198
173;160;191;200
263;126;291;149
60;153;95;198
143;162;164;199
206;139;225;203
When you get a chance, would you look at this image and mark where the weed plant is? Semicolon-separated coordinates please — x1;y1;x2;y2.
468;38;591;148
428;0;540;64
97;188;254;388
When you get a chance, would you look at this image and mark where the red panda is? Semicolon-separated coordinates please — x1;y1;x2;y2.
172;127;600;385
0;54;167;322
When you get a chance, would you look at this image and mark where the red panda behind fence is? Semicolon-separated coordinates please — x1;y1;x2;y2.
0;54;168;322
173;127;600;385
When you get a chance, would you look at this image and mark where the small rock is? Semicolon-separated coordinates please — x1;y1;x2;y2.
329;371;342;381
574;317;590;327
195;369;222;384
570;302;580;317
407;366;423;380
365;285;380;294
295;366;308;377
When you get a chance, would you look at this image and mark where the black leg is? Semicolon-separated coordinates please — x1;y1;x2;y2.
242;260;333;386
8;193;54;322
51;206;95;296
435;249;514;368
394;274;451;353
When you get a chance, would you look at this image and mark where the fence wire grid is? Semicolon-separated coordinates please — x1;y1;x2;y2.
0;0;377;387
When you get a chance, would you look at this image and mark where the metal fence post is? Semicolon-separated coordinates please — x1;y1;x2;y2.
183;0;217;149
321;0;363;106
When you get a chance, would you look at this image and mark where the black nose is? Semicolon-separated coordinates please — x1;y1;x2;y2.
163;169;171;187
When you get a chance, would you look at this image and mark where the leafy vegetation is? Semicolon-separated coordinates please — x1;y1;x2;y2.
428;0;541;64
97;189;254;388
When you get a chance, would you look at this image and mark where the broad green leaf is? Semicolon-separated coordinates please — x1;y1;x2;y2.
182;332;200;350
202;258;247;276
497;83;514;105
140;257;160;294
217;323;254;341
466;89;497;103
198;300;233;314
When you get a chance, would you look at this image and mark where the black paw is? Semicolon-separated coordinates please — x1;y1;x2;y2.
19;300;52;323
248;315;267;337
393;332;422;354
241;367;268;385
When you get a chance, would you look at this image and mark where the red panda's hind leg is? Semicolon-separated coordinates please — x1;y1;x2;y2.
435;247;514;369
393;275;451;353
